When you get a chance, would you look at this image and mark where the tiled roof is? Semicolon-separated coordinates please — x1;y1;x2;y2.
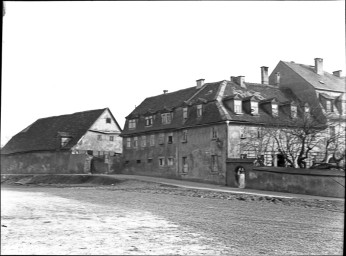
1;108;107;154
121;79;310;136
283;61;346;92
128;86;199;116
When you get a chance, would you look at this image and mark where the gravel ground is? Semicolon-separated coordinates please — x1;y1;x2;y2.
1;180;344;255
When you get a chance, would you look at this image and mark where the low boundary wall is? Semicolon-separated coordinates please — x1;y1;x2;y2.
249;167;344;198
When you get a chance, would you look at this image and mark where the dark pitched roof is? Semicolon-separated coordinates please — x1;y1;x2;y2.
282;61;346;92
128;86;199;117
121;79;310;136
1;108;107;154
221;82;302;125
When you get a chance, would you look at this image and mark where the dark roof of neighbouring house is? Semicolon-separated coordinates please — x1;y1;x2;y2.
1;108;108;155
121;79;314;136
282;61;346;92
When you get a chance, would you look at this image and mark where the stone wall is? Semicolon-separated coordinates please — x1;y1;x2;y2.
1;151;89;174
226;160;345;198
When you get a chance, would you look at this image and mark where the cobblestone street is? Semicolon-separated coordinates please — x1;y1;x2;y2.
1;180;344;255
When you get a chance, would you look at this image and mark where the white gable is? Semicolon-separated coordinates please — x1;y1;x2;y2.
89;109;121;133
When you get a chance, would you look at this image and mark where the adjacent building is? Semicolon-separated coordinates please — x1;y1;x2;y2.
269;58;346;164
1;108;123;174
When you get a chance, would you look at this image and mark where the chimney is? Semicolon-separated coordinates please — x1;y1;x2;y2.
236;76;246;88
333;70;342;77
261;66;269;85
275;72;280;86
196;79;205;89
314;58;323;75
163;90;168;94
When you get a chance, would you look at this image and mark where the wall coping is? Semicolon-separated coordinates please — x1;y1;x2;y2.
253;167;345;177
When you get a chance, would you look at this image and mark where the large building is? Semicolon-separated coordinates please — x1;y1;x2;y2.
121;66;320;184
1;108;123;174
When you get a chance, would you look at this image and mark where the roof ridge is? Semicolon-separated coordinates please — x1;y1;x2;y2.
36;108;107;120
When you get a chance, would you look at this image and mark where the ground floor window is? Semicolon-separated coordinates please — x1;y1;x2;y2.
159;157;165;166
167;157;174;166
182;157;188;173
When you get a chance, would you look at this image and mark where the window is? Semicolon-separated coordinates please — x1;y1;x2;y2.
106;118;111;124
145;116;153;126
168;133;173;144
150;135;155;146
251;102;258;115
211;155;218;171
161;113;172;124
182;130;188;142
125;160;129;165
257;128;262;138
182;157;188;173
234;100;242;114
291;106;297;118
147;158;153;163
158;133;165;145
137;160;141;164
61;137;71;147
109;136;114;141
272;104;278;117
159;158;165;166
133;137;138;148
141;136;146;147
330;126;336;138
326;101;333;112
129;119;136;129
183;107;188;121
212;127;218;139
97;135;102;141
168;157;174;166
197;104;202;117
126;138;131;148
240;127;246;139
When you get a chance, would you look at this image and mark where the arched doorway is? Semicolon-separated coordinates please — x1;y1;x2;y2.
235;166;245;188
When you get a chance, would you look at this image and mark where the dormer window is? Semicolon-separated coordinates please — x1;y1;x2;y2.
61;137;71;147
197;104;202;117
161;113;172;124
251;101;258;115
183;107;188;121
129;119;136;129
291;105;297;118
145;116;153;126
326;100;333;112
234;100;242;114
272;103;278;117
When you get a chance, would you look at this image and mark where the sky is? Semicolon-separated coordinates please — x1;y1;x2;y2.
1;1;345;146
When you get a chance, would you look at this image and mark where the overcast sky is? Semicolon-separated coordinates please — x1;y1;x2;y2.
1;1;345;146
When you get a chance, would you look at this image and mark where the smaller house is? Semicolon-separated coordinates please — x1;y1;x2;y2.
1;108;122;174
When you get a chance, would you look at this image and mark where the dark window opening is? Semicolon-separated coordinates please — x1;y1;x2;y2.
137;160;141;164
106;118;111;123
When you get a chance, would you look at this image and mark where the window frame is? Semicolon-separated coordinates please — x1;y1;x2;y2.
150;134;155;146
161;113;172;124
133;137;138;148
197;104;203;117
159;157;165;167
141;135;147;147
145;116;153;126
234;100;242;114
129;119;136;129
126;138;131;148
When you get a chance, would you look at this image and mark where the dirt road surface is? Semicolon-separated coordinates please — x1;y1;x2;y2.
1;181;344;255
